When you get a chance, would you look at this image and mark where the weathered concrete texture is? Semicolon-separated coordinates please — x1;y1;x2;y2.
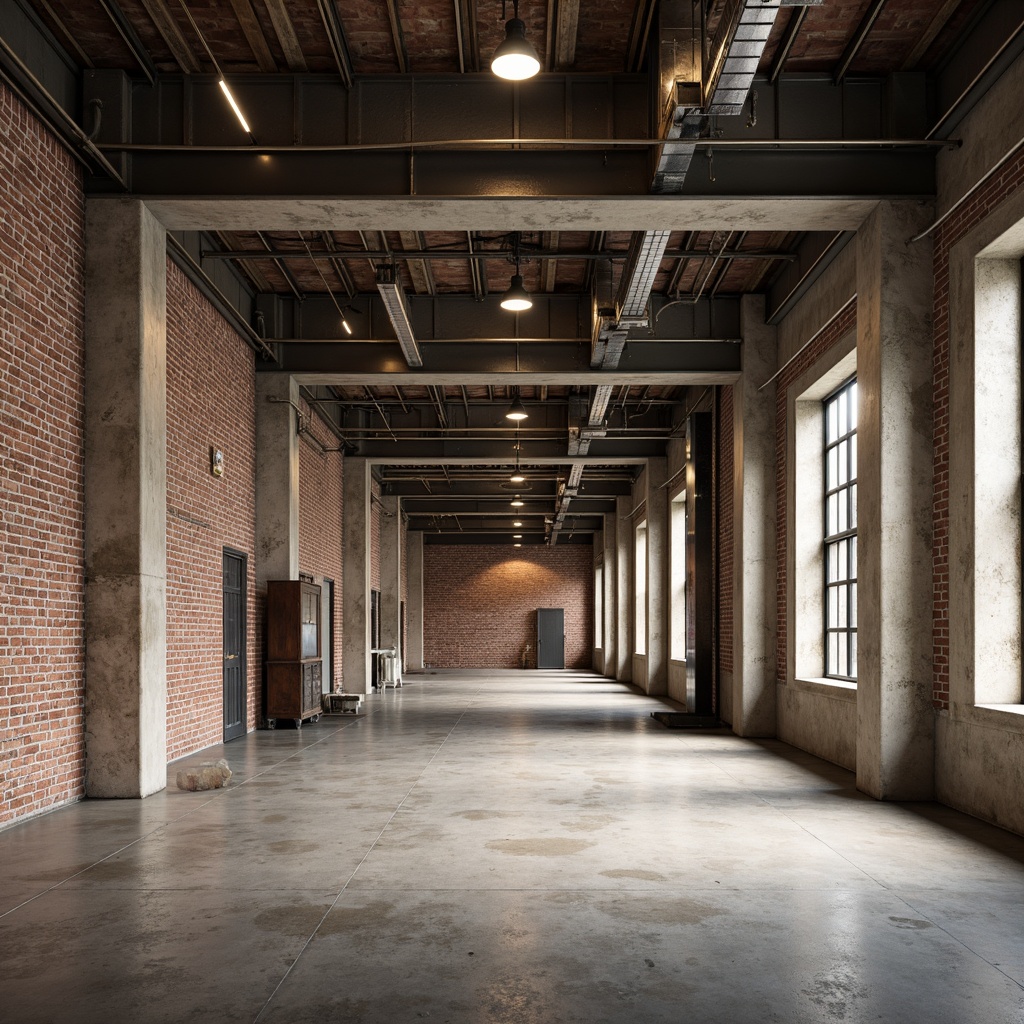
4;672;1024;1024
615;495;632;683
602;513;617;681
378;495;401;658
342;458;372;693
644;458;668;696
732;296;777;737
405;531;424;671
778;680;857;772
856;200;935;801
254;374;299;588
84;198;167;799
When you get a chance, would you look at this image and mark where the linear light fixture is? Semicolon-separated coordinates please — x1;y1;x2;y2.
178;0;255;143
376;265;423;368
299;231;354;336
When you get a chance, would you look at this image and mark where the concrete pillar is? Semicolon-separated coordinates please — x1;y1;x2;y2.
856;200;934;800
645;457;668;695
732;295;778;736
83;198;167;798
255;374;299;589
602;512;617;679
379;496;402;658
615;495;632;682
342;458;372;693
406;530;425;671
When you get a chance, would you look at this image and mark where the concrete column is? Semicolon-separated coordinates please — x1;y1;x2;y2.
406;530;425;671
615;495;632;682
732;295;778;736
856;200;935;800
255;374;299;589
84;198;167;798
602;512;618;679
342;458;372;693
379;496;402;658
645;457;668;695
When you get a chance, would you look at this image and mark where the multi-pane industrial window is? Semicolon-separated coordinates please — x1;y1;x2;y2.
824;378;857;680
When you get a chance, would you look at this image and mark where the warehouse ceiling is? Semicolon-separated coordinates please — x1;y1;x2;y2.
8;0;1015;542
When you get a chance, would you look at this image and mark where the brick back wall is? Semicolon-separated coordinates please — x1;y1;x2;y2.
718;386;734;675
423;544;594;669
774;299;857;686
931;149;1024;710
0;84;86;826
165;260;257;760
370;479;381;594
298;402;343;691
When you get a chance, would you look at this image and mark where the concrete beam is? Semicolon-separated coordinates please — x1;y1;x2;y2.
255;375;300;588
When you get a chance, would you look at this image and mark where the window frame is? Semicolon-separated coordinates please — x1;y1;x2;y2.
822;376;858;682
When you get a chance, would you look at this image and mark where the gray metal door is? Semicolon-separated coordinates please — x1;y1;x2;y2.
222;549;247;742
536;608;565;669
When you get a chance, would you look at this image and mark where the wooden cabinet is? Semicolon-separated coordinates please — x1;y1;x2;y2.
265;580;322;729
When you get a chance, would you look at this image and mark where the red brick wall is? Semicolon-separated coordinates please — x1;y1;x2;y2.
0;84;86;825
931;150;1024;710
423;544;594;669
718;386;734;675
165;261;257;760
298;401;343;691
370;479;381;593
774;299;857;685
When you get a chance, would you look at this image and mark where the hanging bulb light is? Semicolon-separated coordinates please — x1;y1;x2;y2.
505;392;528;421
510;494;525;507
501;231;533;312
490;0;540;81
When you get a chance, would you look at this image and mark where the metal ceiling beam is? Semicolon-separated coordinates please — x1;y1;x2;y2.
315;0;354;86
273;339;741;382
384;0;409;74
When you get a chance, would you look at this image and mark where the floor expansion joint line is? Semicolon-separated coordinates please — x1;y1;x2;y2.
250;697;478;1024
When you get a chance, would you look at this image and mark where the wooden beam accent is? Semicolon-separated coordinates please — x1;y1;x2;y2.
399;231;435;295
262;0;308;73
384;0;409;74
37;0;94;68
902;0;960;70
553;0;580;70
626;0;658;74
226;0;277;72
139;0;200;73
542;231;558;292
769;7;807;84
834;0;889;85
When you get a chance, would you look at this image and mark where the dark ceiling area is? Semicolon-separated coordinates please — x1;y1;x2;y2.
8;0;1015;543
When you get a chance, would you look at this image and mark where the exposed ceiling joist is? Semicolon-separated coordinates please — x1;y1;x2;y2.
901;0;960;71
399;231;435;295
384;0;409;74
769;6;808;84
834;0;889;85
552;0;580;70
139;0;200;73
315;0;354;86
262;0;308;72
226;0;277;72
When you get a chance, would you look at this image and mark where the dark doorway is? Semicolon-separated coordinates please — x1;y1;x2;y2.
323;578;334;692
371;589;381;688
536;608;565;669
222;549;247;742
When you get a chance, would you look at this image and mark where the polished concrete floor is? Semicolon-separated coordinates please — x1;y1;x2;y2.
2;670;1024;1023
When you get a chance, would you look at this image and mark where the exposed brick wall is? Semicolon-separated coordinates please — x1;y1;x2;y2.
0;84;86;826
298;402;343;691
423;544;594;669
165;260;257;760
718;386;734;675
774;299;857;686
931;149;1024;710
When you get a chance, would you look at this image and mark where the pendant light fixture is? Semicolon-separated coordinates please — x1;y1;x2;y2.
510;431;525;483
510;494;525;507
490;0;540;81
501;232;533;312
505;388;528;421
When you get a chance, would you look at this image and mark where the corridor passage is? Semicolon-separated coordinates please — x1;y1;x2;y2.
2;671;1024;1023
